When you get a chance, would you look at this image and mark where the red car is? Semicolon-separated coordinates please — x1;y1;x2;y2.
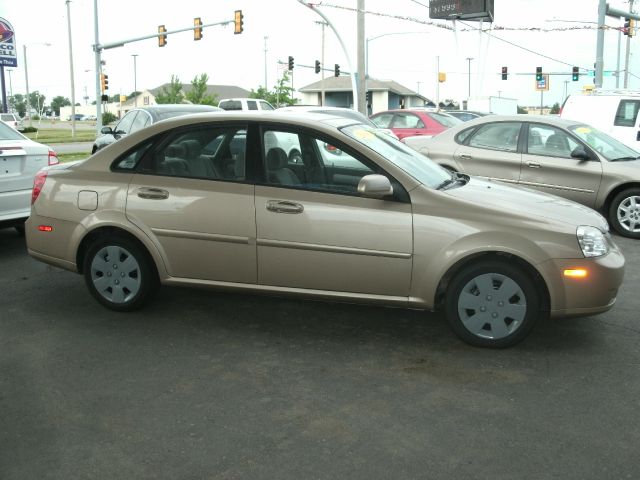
370;109;462;140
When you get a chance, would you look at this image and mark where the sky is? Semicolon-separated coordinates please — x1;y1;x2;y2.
0;0;638;109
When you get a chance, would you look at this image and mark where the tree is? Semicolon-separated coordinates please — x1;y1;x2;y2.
550;102;560;114
155;75;184;104
50;96;71;116
185;73;218;105
28;91;46;116
249;71;294;107
10;94;27;117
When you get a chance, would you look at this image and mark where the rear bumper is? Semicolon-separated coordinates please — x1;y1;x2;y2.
539;247;625;318
0;189;30;222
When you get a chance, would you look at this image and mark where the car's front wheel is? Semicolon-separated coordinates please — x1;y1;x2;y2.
83;234;158;311
444;260;540;348
609;188;640;239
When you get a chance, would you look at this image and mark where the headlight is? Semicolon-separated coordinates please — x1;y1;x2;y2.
577;226;609;257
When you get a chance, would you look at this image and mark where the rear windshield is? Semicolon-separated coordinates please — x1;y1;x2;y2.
429;112;463;128
0;121;25;140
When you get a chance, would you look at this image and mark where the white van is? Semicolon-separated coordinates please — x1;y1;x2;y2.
560;91;640;150
218;98;274;111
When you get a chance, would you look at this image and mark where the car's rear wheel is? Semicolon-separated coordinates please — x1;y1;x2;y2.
609;188;640;239
83;234;158;311
444;260;540;348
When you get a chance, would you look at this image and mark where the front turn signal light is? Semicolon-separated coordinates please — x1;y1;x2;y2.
564;268;588;278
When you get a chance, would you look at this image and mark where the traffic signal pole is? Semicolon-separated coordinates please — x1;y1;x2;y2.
91;8;236;132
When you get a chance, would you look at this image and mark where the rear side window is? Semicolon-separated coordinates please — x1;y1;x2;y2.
614;100;640;127
247;100;258;110
259;101;274;111
371;113;394;128
219;100;242;111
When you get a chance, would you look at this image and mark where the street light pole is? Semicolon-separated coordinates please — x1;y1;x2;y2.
466;57;473;101
263;36;268;90
66;0;77;138
132;54;138;107
23;45;31;126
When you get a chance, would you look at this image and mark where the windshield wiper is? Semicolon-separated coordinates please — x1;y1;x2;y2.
611;156;640;162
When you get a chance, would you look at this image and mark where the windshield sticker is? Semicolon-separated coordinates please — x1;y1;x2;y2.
575;127;591;134
353;129;375;140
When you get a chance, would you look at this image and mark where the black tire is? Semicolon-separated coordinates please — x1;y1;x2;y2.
444;260;540;348
608;188;640;239
83;234;159;311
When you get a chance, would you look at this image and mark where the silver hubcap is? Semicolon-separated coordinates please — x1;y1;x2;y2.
457;273;527;340
90;245;141;304
617;195;640;233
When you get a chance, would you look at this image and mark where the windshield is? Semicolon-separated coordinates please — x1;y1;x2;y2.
569;124;640;161
342;124;451;189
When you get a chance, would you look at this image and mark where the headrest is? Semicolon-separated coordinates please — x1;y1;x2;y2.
165;143;186;158
266;147;288;170
181;140;202;158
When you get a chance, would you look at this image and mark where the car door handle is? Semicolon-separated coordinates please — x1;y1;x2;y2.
459;154;472;160
137;187;169;200
266;200;304;214
527;162;541;168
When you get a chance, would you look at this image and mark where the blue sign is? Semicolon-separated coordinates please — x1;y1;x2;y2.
0;18;17;68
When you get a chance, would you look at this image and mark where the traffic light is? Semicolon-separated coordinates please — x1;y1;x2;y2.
536;66;543;81
100;73;109;92
288;56;294;70
366;91;371;104
234;10;244;34
158;25;167;47
501;66;508;80
572;66;579;81
334;64;340;77
315;60;321;74
624;20;631;36
194;17;203;41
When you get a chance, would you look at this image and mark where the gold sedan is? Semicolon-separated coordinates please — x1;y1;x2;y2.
26;112;625;348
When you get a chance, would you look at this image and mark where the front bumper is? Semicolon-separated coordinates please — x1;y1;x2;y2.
538;245;625;318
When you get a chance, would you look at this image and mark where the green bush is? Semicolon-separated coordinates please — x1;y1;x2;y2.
19;126;38;133
102;112;117;125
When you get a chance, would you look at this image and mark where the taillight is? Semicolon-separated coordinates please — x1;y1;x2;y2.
32;170;48;205
48;149;59;165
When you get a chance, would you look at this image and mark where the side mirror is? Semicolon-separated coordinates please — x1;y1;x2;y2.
571;146;592;161
357;174;394;198
101;126;114;135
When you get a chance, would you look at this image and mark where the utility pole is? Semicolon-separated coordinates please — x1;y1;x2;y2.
357;0;366;114
132;54;138;107
93;0;102;132
617;27;622;88
263;36;268;90
466;57;473;100
66;0;76;138
625;0;635;88
436;56;440;109
315;21;327;105
595;0;606;88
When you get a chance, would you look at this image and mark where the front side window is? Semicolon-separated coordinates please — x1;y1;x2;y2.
614;100;640;127
468;122;522;152
129;111;151;134
142;126;247;181
527;124;579;158
259;101;274;111
262;129;379;195
114;111;138;135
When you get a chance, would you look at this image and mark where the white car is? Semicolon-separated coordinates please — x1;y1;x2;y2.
0;121;59;233
1;113;21;130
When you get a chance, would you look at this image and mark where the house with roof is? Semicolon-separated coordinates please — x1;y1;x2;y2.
116;83;251;117
298;77;433;114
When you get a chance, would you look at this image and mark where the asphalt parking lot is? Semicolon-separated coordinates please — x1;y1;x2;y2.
1;228;639;479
